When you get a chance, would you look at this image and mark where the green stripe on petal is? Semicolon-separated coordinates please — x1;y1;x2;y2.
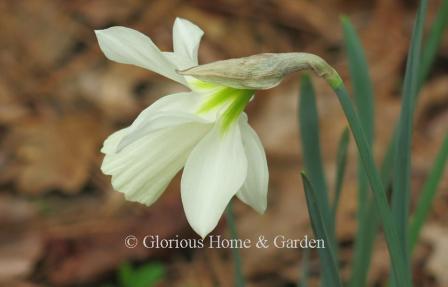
220;90;253;132
187;77;221;91
197;87;237;114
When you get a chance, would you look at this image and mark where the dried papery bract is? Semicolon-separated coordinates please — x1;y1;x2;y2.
179;52;342;90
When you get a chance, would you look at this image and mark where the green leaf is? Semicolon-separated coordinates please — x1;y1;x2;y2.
390;0;427;271
382;0;448;257
298;248;310;287
225;201;245;287
340;16;377;287
380;132;399;187
408;9;448;256
340;17;375;142
118;262;134;287
419;0;448;88
349;202;377;287
118;262;165;287
386;0;448;194
299;75;336;287
299;74;331;232
347;134;397;287
332;127;350;219
135;263;165;287
338;2;445;286
341;16;374;211
348;133;399;287
409;135;448;251
377;0;445;209
332;84;412;287
300;172;342;287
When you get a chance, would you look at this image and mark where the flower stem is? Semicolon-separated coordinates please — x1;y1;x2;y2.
225;201;245;287
332;84;412;287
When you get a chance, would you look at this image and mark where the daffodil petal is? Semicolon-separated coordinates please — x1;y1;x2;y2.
236;114;269;214
117;111;211;151
117;92;212;151
101;123;210;206
101;127;129;154
161;52;194;71
173;18;204;66
181;122;248;238
128;92;204;130
95;26;187;85
162;18;204;70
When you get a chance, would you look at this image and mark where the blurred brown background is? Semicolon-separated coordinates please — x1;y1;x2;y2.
0;0;447;286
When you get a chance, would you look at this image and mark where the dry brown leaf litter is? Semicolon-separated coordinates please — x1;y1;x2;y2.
0;0;446;286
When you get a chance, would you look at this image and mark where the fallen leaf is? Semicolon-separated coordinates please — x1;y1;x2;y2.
0;232;43;282
422;224;448;285
2;112;105;194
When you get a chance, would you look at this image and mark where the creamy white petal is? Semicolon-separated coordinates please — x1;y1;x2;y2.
161;19;204;70
236;114;269;214
101;122;211;206
173;18;204;66
95;26;187;85
117;111;210;151
128;92;204;129
117;92;212;151
162;52;196;71
181;122;248;238
101;127;129;154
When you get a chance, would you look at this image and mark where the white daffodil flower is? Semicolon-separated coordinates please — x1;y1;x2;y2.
95;18;268;238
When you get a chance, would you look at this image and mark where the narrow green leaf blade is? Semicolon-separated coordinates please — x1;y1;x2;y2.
135;263;165;287
118;262;134;287
333;85;412;287
391;0;427;265
341;16;377;287
332;127;350;219
301;172;343;287
341;16;374;213
299;75;336;287
419;0;448;88
298;248;310;287
226;201;246;287
341;16;375;142
349;202;377;287
386;0;448;190
299;74;331;220
409;135;448;251
382;0;448;194
341;2;444;286
118;262;165;287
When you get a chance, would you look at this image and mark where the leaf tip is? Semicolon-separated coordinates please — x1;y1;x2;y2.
340;15;350;24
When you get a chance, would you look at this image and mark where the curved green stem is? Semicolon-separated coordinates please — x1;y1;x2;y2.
225;201;245;287
180;51;412;286
331;84;411;287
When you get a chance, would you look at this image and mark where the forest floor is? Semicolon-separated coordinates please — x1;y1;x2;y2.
0;0;447;286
